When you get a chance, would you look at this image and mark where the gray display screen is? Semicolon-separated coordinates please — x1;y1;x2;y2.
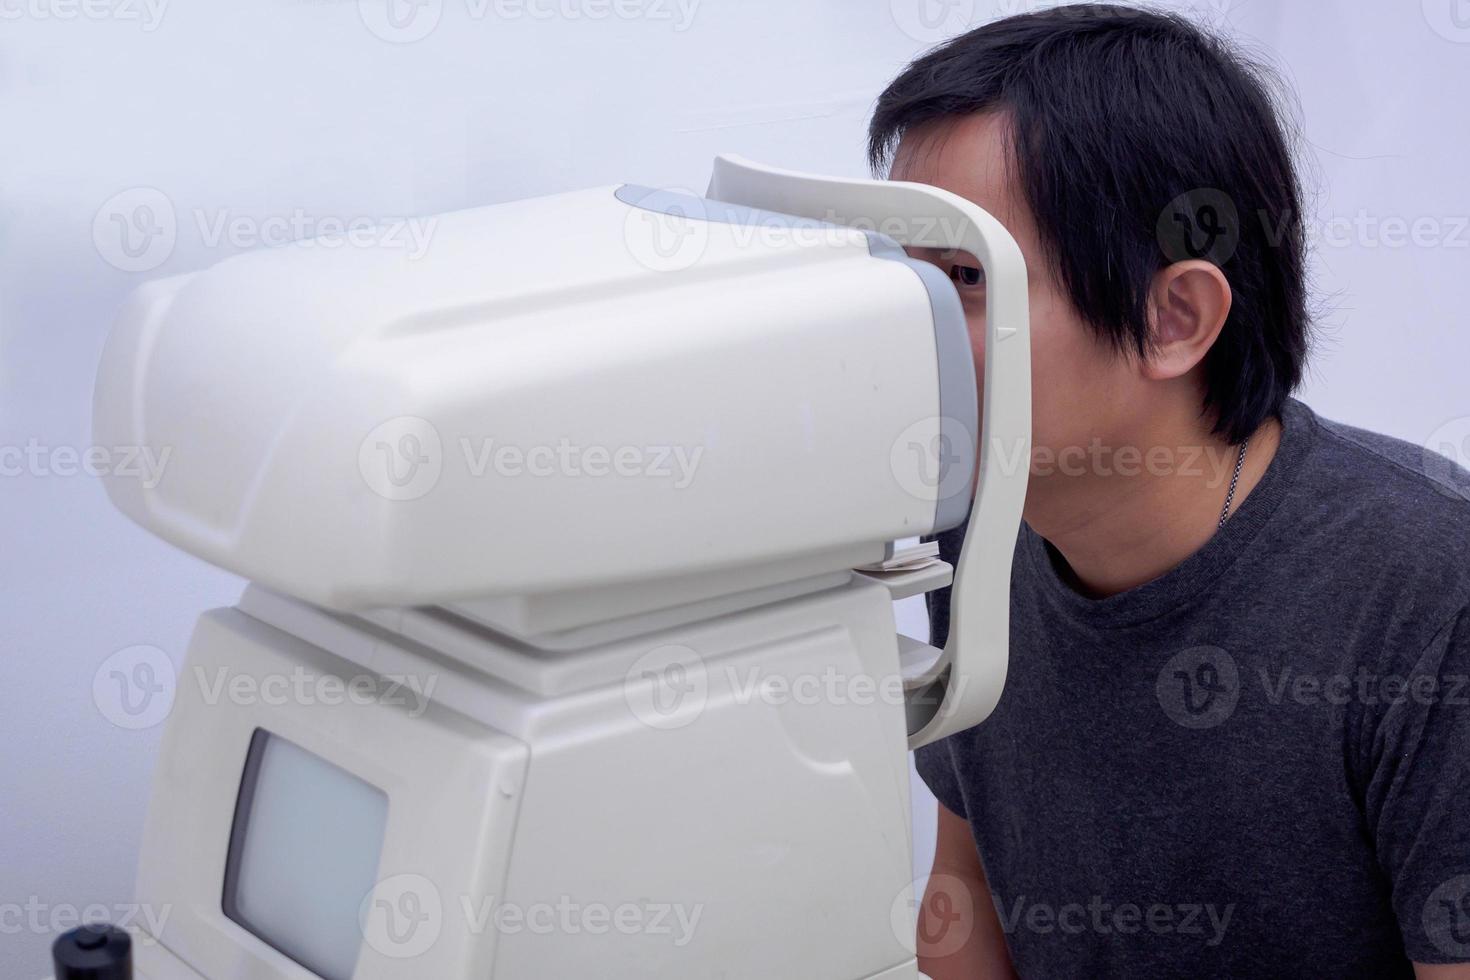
223;729;389;980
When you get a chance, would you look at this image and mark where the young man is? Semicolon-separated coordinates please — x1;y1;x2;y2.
871;6;1470;977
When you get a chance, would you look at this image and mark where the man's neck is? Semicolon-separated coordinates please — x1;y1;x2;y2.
1024;416;1283;598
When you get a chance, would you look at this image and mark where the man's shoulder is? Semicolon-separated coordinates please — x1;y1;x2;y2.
1287;401;1470;616
1309;407;1470;499
1299;404;1470;533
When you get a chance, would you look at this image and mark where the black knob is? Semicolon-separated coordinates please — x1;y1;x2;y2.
52;923;132;980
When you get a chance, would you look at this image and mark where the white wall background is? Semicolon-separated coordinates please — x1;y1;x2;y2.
2;0;1467;975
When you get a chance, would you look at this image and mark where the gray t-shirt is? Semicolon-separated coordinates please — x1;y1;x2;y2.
919;398;1470;976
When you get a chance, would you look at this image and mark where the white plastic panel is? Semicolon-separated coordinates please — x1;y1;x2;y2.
94;181;952;610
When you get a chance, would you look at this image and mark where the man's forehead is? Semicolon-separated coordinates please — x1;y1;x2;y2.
889;112;1030;234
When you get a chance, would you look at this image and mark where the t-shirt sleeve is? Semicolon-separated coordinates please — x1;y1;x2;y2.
1357;605;1470;963
915;737;970;819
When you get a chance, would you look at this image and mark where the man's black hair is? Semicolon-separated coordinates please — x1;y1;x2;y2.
869;3;1309;444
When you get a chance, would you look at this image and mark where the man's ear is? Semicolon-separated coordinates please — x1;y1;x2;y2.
1141;260;1232;381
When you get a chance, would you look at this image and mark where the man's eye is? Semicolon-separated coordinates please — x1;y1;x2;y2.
949;264;985;288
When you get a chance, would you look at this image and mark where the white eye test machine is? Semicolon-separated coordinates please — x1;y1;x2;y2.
63;155;1030;980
